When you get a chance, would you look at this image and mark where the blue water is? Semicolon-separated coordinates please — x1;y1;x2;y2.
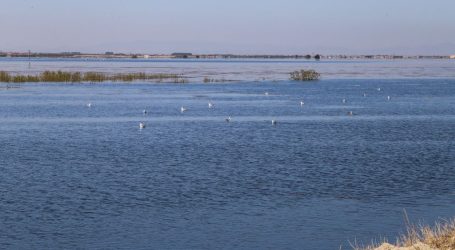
1;79;454;249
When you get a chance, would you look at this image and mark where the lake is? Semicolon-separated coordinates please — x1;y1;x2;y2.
0;58;454;249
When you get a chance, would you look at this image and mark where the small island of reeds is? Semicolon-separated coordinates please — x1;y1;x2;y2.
0;71;187;83
290;69;320;81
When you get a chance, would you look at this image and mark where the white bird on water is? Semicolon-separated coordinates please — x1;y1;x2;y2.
180;106;187;113
139;122;146;129
264;92;269;96
387;96;391;101
300;100;305;106
225;116;232;123
347;111;354;116
342;98;347;104
87;103;92;108
377;87;381;91
143;109;147;115
272;120;277;125
208;102;213;108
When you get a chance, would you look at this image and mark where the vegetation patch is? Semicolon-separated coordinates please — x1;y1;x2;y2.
290;69;320;81
356;217;455;250
0;71;186;83
202;77;234;83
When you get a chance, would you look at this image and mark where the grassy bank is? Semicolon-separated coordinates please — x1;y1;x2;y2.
357;218;455;250
0;71;187;83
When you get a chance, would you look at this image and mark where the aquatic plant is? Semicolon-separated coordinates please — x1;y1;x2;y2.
0;71;11;82
12;75;40;83
41;71;83;82
83;72;107;82
203;77;229;83
290;69;320;81
0;71;185;83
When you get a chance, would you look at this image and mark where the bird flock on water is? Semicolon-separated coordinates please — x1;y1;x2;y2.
85;86;392;129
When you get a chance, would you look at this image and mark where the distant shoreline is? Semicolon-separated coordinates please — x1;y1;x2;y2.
0;52;453;60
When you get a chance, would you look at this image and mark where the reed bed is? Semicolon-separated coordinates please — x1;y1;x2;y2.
290;69;320;81
0;71;186;83
202;77;233;83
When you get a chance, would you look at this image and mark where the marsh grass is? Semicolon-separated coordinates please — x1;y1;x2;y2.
290;69;320;81
0;71;11;82
0;71;185;83
203;77;232;83
355;217;455;250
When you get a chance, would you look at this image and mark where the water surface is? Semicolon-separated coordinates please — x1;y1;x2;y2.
1;57;455;81
0;62;455;249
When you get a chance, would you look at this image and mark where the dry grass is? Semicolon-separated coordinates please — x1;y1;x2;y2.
355;217;455;250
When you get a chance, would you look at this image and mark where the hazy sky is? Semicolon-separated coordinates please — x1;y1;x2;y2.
1;0;454;54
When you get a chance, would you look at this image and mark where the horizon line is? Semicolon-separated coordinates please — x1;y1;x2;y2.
1;51;454;57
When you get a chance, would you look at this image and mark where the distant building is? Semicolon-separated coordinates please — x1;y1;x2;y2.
105;51;115;55
143;55;150;59
450;55;455;59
